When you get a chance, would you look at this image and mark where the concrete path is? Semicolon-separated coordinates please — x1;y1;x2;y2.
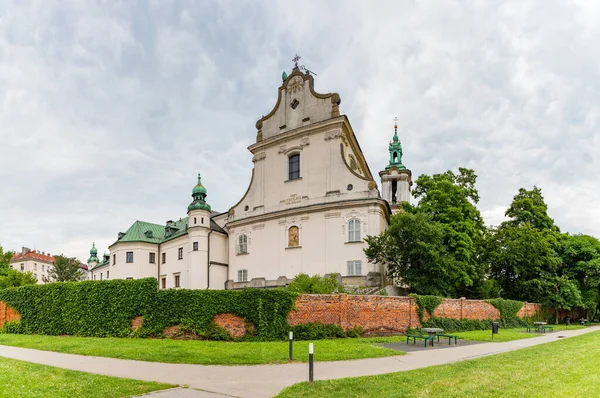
1;326;598;398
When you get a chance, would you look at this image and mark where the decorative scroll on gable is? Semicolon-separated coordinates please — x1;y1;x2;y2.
255;71;341;142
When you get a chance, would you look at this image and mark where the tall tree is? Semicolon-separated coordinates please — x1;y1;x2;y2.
504;186;559;232
365;212;463;296
366;168;486;297
410;168;486;297
486;223;561;303
557;234;600;319
43;255;83;283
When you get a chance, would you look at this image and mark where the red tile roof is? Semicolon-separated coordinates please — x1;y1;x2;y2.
11;251;55;263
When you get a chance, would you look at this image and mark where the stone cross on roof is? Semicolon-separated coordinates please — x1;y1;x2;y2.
292;54;301;70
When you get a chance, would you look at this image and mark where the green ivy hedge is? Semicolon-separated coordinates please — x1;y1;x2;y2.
0;278;299;341
0;278;157;337
138;288;297;340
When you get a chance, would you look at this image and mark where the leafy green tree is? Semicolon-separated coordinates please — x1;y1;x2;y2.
504;186;559;232
486;223;561;303
557;234;600;320
544;276;583;324
0;269;37;289
365;212;461;296
408;168;486;297
0;245;13;276
287;273;345;294
43;255;83;283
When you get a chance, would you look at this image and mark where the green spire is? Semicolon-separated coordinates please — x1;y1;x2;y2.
188;173;211;212
87;242;99;264
386;121;406;170
282;71;288;82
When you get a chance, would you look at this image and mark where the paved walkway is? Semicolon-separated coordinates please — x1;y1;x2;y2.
0;326;598;398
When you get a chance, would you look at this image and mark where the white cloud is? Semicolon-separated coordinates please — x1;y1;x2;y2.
0;0;598;261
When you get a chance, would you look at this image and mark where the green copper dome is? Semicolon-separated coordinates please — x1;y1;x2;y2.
87;242;99;264
188;173;211;212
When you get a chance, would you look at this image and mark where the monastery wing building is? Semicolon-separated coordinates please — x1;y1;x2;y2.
88;67;412;290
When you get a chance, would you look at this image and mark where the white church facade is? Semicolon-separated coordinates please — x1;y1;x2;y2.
88;67;412;290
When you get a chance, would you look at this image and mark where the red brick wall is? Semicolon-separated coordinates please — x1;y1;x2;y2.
0;301;20;328
213;313;254;339
289;295;537;335
517;302;542;319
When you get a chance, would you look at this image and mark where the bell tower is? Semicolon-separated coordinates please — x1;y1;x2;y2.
379;119;412;214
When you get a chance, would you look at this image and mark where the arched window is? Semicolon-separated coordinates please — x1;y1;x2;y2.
237;234;248;254
288;154;300;180
348;219;361;242
288;226;299;247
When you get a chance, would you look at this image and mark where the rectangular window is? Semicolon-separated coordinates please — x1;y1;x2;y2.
347;260;362;276
100;273;103;281
126;252;134;263
193;242;198;251
178;247;183;260
174;274;180;288
238;269;248;282
20;265;24;271
93;275;96;280
107;271;110;279
34;263;37;271
42;264;45;272
348;219;361;242
288;154;300;180
113;254;116;265
162;253;166;264
237;235;248;254
161;277;166;289
149;252;156;264
34;273;37;279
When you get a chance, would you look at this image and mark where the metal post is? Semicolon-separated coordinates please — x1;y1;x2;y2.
289;331;294;361
309;343;314;383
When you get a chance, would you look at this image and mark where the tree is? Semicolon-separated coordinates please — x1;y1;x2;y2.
0;245;12;276
544;276;583;324
486;223;561;302
557;234;600;320
407;167;487;297
43;255;83;283
504;186;559;232
0;245;37;289
0;269;37;290
365;212;464;296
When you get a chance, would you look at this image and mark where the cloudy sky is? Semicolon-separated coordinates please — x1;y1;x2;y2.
1;0;598;261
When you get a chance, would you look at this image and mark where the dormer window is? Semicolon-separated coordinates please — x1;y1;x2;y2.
288;154;300;180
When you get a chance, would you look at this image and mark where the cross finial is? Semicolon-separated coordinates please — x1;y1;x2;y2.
292;54;301;69
393;116;398;128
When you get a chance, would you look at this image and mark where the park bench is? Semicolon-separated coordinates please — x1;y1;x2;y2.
436;333;459;344
406;334;435;347
526;325;535;333
542;325;555;333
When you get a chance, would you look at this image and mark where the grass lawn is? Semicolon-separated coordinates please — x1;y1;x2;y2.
0;356;171;398
278;330;600;398
453;324;587;342
0;334;405;365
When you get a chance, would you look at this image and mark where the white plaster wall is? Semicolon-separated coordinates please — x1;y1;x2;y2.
229;202;388;282
160;236;190;289
108;242;159;281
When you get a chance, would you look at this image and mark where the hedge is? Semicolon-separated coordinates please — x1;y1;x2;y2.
0;278;299;341
0;278;156;337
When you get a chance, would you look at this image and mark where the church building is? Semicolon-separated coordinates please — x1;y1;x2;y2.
88;63;412;290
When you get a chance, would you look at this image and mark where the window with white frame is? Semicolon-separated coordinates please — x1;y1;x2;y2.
178;247;183;260
193;242;198;251
347;260;362;276
126;251;134;263
348;219;361;242
237;234;248;254
238;269;248;282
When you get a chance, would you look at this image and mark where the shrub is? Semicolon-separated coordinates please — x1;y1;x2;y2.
290;322;363;340
287;273;345;294
411;294;443;323
487;298;524;321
